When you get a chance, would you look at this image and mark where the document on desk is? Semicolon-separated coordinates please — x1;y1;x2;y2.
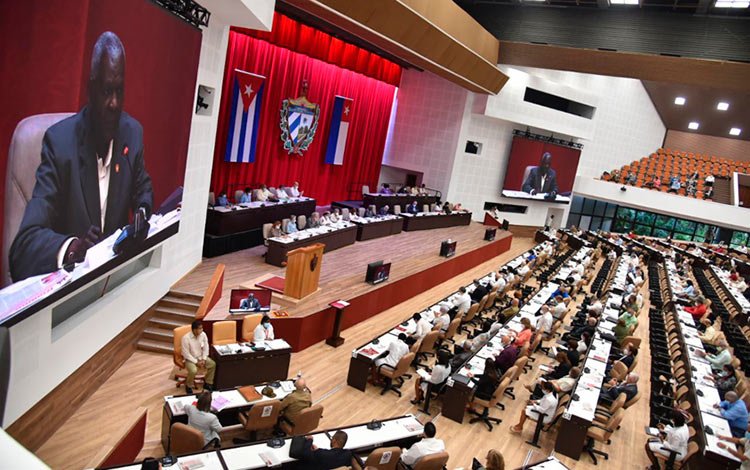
0;269;73;321
264;339;291;350
280;380;295;393
178;451;223;470
258;450;281;466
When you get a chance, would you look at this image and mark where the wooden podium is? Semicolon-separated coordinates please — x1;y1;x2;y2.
283;243;324;299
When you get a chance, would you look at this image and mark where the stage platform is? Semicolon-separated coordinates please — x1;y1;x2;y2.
177;221;512;350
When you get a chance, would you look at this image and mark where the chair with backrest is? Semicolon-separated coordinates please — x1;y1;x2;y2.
297;214;307;230
281;218;290;231
169;422;205;455
438;318;461;345
358;207;366;217
654;440;700;469
173;325;204;388
422;204;429;212
595;393;626;423
582;408;625;464
624;389;641;409
212;321;237;346
393;205;401;215
504;357;527;399
2;112;75;288
362;185;370;196
469;377;510;431
414;331;440;368
609;361;628;382
362;446;401;470
412;451;450;470
368;204;376;214
234;189;244;204
459;303;480;333
341;208;350;220
279;404;324;436
236;399;282;442
241;314;263;342
208;192;215;206
378;352;416;397
526;395;570;447
262;223;273;246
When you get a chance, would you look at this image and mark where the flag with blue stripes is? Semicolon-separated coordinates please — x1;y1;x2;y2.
324;96;353;165
225;70;265;163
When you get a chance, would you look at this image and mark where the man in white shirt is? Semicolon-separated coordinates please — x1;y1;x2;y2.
588;299;603;315
518;262;530;277
288;182;302;198
536;305;554;336
401;422;445;466
433;305;451;333
276;185;290;200
181;320;216;393
411;313;433;340
495;271;507;292
256;184;276;202
552;297;567;319
453;287;472;314
375;333;410;369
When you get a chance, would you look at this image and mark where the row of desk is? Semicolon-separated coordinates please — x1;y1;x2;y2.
711;266;750;319
206;197;317;236
346;242;552;393
265;212;472;266
362;193;437;213
146;413;422;470
210;339;292;390
663;259;742;469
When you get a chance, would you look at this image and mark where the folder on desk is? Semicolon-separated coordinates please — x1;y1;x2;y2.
239;386;262;402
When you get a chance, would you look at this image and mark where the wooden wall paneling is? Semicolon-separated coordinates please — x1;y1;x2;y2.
498;41;750;93
195;263;225;320
663;130;750;161
5;305;155;452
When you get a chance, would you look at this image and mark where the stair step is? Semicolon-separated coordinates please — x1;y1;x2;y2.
143;327;174;343
154;306;196;322
160;295;201;311
149;316;190;330
137;339;173;355
167;290;204;302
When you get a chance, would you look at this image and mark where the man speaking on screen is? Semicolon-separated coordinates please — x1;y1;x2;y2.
9;31;153;282
522;152;559;197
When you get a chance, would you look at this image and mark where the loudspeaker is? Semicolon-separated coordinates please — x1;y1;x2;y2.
0;327;10;425
196;84;215;116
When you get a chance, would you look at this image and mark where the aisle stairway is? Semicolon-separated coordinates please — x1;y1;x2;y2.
136;290;202;355
712;177;732;205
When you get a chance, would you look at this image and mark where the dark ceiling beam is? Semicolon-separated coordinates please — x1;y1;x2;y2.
695;0;714;14
498;41;750;92
597;0;609;7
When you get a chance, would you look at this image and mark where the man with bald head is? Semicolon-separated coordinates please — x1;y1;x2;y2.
10;31;153;282
522;151;559;196
716;391;749;437
278;376;312;427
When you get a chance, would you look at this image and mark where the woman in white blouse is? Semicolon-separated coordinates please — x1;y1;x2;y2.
411;351;451;406
253;315;275;342
645;410;690;470
510;381;558;433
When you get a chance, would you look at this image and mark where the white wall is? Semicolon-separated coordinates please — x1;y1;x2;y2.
382;68;468;196
3;13;231;427
445;65;666;226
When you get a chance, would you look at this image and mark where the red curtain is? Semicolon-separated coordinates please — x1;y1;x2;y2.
210;29;399;205
234;13;401;87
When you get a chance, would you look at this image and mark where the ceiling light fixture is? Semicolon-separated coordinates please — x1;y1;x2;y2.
730;128;742;136
611;0;639;4
688;122;700;130
717;102;729;111
714;0;750;7
674;97;686;105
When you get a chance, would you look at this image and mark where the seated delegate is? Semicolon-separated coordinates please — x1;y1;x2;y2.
253;315;275;342
185;391;222;448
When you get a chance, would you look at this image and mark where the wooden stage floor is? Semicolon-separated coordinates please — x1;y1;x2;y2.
178;221;509;321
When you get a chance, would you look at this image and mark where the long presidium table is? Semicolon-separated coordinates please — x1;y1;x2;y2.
363;193;437;213
210;339;292;389
351;214;403;241
206;197;316;236
144;413;424;470
265;222;357;267
400;212;472;231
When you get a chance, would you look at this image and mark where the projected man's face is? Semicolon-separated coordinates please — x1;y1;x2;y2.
540;153;552;174
89;52;125;152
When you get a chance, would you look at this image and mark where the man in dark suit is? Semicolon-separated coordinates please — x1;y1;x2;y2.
522;152;559;196
494;335;518;375
299;431;355;470
407;201;419;214
10;32;153;282
600;372;639;404
239;293;261;311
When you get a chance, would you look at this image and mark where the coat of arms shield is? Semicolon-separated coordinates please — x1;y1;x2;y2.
280;80;320;155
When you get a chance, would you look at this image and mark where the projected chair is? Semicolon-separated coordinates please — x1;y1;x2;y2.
234;190;244;204
2;113;74;287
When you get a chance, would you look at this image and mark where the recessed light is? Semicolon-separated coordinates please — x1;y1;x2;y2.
688;122;700;130
717;102;729;111
674;97;686;105
611;0;639;4
715;0;750;7
730;128;742;136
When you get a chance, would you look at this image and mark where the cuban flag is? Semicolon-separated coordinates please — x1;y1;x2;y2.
324;96;353;165
225;69;265;163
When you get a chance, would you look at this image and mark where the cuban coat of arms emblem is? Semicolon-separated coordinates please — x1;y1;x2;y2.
280;79;320;155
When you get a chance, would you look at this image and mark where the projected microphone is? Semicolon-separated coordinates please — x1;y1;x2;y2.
113;142;151;255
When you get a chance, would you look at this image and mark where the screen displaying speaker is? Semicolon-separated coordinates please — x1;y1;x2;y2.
229;289;272;313
366;261;391;285
484;228;497;241
440;240;457;258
